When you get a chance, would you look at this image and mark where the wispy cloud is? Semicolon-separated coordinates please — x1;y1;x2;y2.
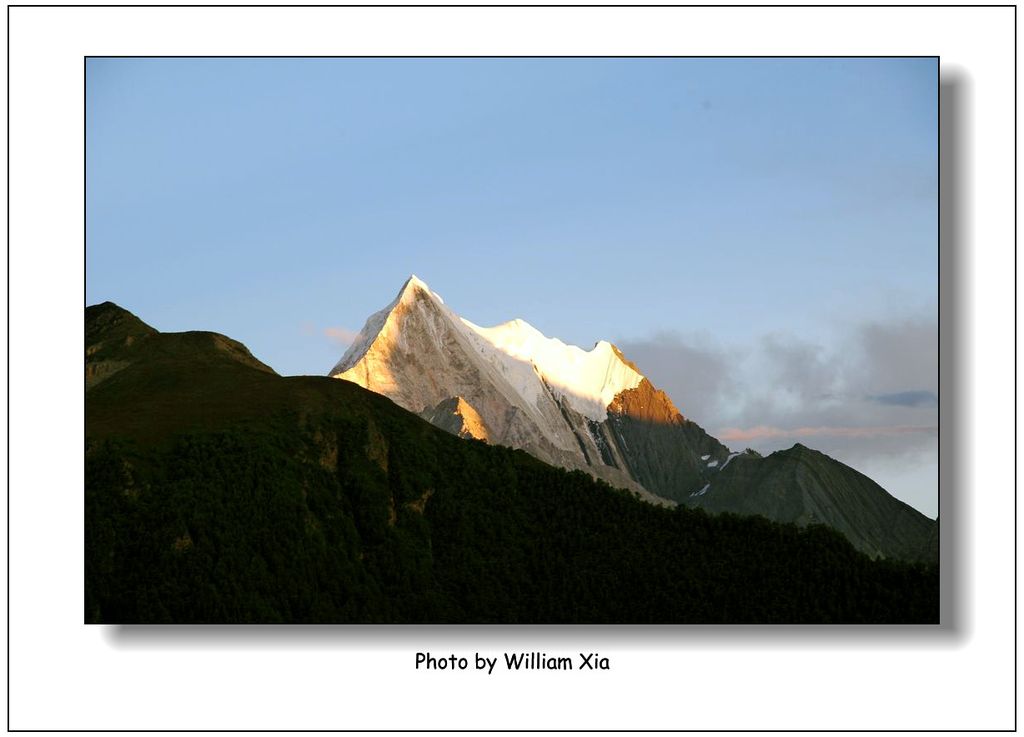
324;326;360;345
868;390;937;408
718;424;937;443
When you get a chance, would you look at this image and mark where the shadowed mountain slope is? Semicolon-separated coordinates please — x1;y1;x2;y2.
684;445;937;563
86;302;274;392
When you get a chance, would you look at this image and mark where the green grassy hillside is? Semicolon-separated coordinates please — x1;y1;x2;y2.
85;304;938;623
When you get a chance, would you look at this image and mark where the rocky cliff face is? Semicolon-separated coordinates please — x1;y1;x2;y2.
605;379;732;503
422;396;491;442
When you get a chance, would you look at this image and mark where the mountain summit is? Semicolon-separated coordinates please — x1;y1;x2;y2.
333;275;643;420
331;275;732;505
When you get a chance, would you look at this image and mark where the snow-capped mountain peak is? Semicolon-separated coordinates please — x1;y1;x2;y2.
330;275;731;505
333;274;642;423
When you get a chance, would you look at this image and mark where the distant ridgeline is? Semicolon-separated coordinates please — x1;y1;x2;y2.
85;301;938;624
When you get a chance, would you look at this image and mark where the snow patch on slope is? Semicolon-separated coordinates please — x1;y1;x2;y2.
720;451;742;470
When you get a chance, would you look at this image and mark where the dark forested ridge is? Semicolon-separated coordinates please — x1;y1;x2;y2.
85;303;938;624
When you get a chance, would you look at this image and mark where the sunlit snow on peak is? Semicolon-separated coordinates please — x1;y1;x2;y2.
460;316;643;421
333;275;645;422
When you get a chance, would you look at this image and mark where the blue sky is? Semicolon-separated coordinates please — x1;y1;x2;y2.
86;58;937;514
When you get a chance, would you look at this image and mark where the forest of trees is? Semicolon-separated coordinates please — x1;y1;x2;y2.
86;412;938;624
